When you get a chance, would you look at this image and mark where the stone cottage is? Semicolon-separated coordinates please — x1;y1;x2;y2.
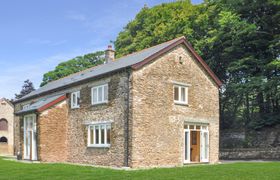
14;36;222;168
0;98;14;155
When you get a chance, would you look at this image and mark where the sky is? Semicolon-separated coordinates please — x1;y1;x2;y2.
0;0;202;99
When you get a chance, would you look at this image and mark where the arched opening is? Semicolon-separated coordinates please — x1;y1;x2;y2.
0;119;8;131
0;136;8;143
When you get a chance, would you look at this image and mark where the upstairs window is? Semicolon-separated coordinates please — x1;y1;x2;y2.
0;119;8;131
91;84;108;105
88;123;111;147
71;91;80;109
174;84;188;105
22;104;30;110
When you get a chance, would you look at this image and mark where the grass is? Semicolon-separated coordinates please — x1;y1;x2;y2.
0;157;279;180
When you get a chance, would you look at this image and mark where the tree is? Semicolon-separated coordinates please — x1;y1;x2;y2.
15;79;35;99
114;0;280;130
40;51;105;86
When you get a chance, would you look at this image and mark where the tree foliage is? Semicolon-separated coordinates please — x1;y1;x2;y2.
15;79;35;99
115;0;280;130
40;51;105;87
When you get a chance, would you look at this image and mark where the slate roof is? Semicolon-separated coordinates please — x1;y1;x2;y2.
14;36;222;103
16;94;66;114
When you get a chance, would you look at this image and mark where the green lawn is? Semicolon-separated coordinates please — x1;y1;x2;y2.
0;157;279;180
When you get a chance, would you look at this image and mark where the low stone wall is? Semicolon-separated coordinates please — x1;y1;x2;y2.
220;148;280;160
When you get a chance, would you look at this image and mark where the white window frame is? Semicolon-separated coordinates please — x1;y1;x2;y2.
91;84;108;105
174;84;188;105
22;104;30;110
87;123;111;148
71;91;80;109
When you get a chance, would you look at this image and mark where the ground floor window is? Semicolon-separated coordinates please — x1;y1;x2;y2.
184;124;209;163
87;123;111;147
0;136;7;143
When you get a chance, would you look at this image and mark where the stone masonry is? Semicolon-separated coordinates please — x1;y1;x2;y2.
129;45;219;168
66;70;129;167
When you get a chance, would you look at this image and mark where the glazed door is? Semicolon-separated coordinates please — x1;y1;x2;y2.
24;115;37;160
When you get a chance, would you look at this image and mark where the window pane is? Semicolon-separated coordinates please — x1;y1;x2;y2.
95;126;99;144
191;131;197;145
107;125;111;144
93;88;97;103
101;125;105;144
174;86;179;101
185;131;189;161
72;93;76;105
104;85;108;101
204;132;208;159
181;87;186;102
90;127;94;145
98;87;103;102
77;92;80;106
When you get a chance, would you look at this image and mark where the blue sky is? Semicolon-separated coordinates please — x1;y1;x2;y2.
0;0;202;99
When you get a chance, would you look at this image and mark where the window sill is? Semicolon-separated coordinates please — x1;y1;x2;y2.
91;102;108;106
174;102;189;106
71;106;80;109
87;145;110;148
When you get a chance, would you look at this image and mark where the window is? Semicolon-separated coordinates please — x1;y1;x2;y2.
0;136;7;143
88;123;111;147
71;91;80;108
22;104;30;110
0;119;8;131
174;85;188;105
91;84;108;105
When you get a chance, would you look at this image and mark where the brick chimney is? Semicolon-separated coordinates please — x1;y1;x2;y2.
105;45;115;63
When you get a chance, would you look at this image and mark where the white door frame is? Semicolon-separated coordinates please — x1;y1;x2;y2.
183;129;190;163
184;124;209;163
23;114;37;160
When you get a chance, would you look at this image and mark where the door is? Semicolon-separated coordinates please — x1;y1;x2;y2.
200;130;209;162
184;129;190;163
24;115;37;160
190;131;200;162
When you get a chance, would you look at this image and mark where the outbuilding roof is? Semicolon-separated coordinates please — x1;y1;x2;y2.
15;94;66;115
15;36;222;103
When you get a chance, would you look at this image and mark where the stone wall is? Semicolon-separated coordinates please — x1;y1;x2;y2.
66;70;129;167
38;101;68;162
220;148;280;160
220;125;280;160
0;99;14;155
130;45;220;168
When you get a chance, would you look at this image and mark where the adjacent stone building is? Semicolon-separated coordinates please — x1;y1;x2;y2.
0;98;14;155
14;37;222;168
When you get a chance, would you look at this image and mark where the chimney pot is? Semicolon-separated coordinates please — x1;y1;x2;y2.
105;44;115;63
